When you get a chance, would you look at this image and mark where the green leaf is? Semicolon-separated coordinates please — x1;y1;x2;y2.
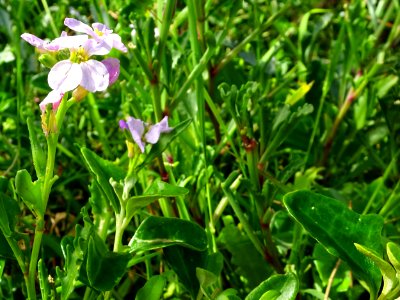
85;234;130;292
135;275;166;300
15;169;44;217
164;246;207;298
27;117;46;178
126;179;188;221
140;119;192;168
285;81;314;106
129;216;207;252
81;147;125;213
0;192;19;237
355;243;396;298
38;259;50;300
387;242;400;273
245;273;298;300
218;218;273;288
283;190;383;297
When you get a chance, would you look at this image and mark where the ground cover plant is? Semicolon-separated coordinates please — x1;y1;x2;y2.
0;0;400;299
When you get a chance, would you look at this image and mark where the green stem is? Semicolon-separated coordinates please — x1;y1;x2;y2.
40;0;58;37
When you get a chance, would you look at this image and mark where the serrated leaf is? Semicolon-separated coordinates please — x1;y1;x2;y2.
126;179;188;221
283;190;383;298
135;275;166;300
140;119;192;168
81;147;125;213
129;216;207;253
15;169;44;216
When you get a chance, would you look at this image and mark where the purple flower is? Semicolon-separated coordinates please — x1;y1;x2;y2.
120;116;172;153
64;18;128;53
101;58;120;85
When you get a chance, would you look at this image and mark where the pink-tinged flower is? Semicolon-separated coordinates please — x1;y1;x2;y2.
120;116;172;153
101;58;120;85
145;116;172;144
40;89;64;112
64;18;128;54
48;39;109;93
21;32;88;52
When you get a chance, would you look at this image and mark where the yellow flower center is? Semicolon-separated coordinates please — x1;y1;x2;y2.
70;46;89;63
94;28;104;36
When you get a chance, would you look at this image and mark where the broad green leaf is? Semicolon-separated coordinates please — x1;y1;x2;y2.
129;216;207;252
313;243;350;292
164;246;207;299
197;268;218;290
85;234;130;291
386;242;400;299
0;231;14;259
285;81;314;106
245;273;298;300
135;275;166;300
81;147;125;213
0;192;19;237
387;242;400;273
140;119;192;168
218;218;273;288
15;169;44;216
27;117;46;178
126;179;188;220
215;288;242;300
283;190;383;297
355;243;395;298
376;75;398;98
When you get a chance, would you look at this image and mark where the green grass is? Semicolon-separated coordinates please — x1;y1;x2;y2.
0;0;400;299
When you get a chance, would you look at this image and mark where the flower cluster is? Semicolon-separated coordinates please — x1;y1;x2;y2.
22;18;127;111
119;116;172;153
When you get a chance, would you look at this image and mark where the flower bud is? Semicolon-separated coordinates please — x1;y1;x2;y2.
72;86;89;101
38;53;57;68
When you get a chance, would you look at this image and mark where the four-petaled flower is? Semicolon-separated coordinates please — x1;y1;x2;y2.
21;18;127;111
119;116;172;153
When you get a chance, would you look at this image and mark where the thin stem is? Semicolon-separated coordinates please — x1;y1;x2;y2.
40;0;58;37
324;259;342;300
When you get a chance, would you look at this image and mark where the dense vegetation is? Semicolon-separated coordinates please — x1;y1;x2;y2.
0;0;399;299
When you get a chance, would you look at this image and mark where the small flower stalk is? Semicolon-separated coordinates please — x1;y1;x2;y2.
120;116;172;154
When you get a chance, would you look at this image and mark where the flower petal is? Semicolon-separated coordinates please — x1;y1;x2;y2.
40;89;64;112
92;23;113;36
84;38;111;56
50;35;88;50
48;60;82;92
64;18;95;36
145;116;172;144
109;34;128;53
119;120;128;130
126;117;146;153
102;58;120;85
21;33;57;51
80;60;109;92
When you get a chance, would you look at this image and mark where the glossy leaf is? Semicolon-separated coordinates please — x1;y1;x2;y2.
81;147;125;213
126;179;188;220
387;242;400;273
15;169;44;216
85;234;130;291
218;218;273;288
129;216;207;252
135;275;166;300
355;243;396;299
140;118;192;168
38;259;50;300
245;273;299;300
283;190;383;297
164;246;207;298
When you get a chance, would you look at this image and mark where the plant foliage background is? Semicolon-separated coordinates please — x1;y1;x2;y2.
0;0;400;299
